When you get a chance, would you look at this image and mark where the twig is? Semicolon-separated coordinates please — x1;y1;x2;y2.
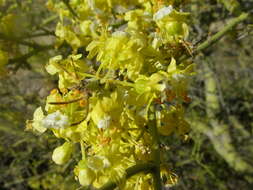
178;12;249;63
98;163;156;190
61;0;79;19
21;31;55;39
80;140;86;160
40;14;58;28
8;41;71;70
8;45;54;70
31;14;58;33
0;32;45;48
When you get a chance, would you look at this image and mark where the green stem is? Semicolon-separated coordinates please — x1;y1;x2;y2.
61;0;79;19
82;73;135;87
98;163;156;190
0;32;46;48
8;42;68;70
9;45;54;64
80;140;85;160
31;14;58;33
178;12;249;63
197;12;248;52
40;14;58;28
149;109;162;190
21;32;55;39
108;79;135;87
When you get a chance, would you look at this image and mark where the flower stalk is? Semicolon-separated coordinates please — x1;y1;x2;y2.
178;12;249;63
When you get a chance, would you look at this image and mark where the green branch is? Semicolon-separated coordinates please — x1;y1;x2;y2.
32;14;58;33
61;0;79;19
196;13;248;52
98;163;156;190
8;41;69;70
8;45;54;71
149;109;162;190
21;32;55;39
179;12;249;63
0;32;46;48
40;14;58;28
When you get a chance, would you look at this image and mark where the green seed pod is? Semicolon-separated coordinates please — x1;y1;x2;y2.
52;142;73;165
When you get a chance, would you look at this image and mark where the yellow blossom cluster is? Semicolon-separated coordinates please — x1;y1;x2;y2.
29;0;194;189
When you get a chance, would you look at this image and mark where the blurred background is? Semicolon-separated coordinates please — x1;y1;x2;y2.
0;0;252;189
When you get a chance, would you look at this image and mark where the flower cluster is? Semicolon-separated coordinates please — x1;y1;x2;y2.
29;0;194;189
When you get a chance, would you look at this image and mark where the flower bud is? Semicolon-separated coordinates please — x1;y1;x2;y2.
153;6;173;21
78;168;96;186
52;142;73;165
